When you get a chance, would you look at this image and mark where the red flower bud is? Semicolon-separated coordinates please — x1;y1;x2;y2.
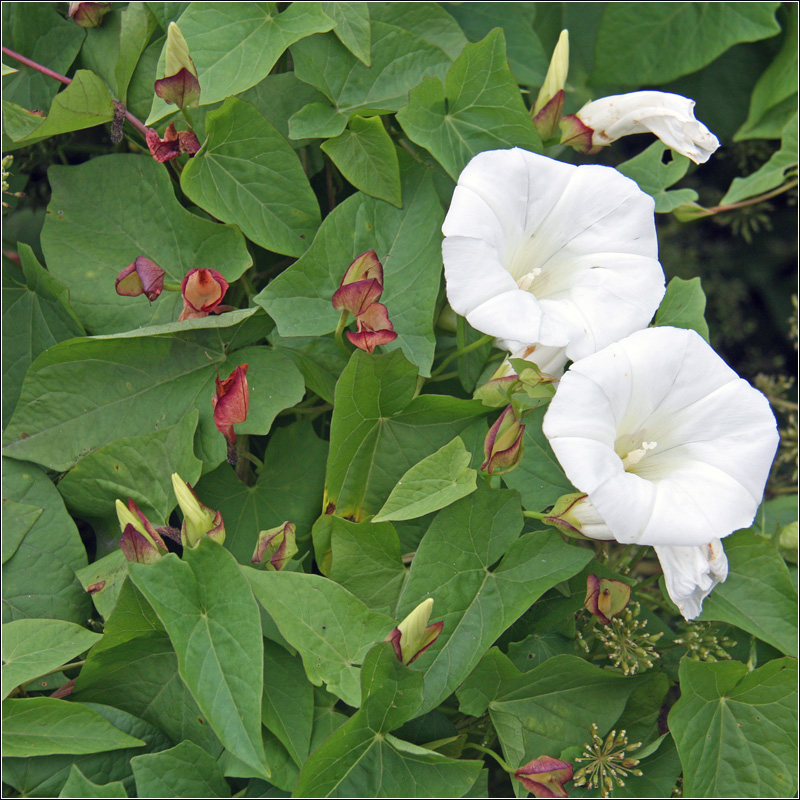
252;522;297;571
115;256;165;302
515;756;573;798
178;268;228;321
212;364;249;446
332;250;384;316
68;2;111;27
346;302;398;354
145;123;201;163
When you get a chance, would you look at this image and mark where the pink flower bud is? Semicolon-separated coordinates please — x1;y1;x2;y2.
212;365;249;446
178;268;229;321
482;405;525;475
515;756;573;798
252;522;297;571
346;302;398;354
115;498;167;564
115;257;165;302
332;250;384;316
385;599;443;665
68;2;111;27
584;574;631;625
154;23;201;109
145;123;201;163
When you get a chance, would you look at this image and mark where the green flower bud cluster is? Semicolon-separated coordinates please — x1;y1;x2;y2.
573;723;643;798
673;621;736;662
596;601;663;676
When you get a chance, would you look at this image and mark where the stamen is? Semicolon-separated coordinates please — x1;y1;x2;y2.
621;441;657;470
517;268;542;292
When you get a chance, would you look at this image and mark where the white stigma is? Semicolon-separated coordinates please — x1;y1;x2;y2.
621;441;658;470
517;268;542;292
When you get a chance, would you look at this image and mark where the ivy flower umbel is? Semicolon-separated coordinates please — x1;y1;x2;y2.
543;326;779;619
573;725;643;798
442;148;665;363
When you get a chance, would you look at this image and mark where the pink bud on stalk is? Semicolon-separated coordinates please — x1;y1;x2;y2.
332;250;384;316
178;268;229;321
212;365;249;464
154;23;201;109
482;405;525;476
514;756;573;798
68;2;111;28
115;257;166;302
385;598;444;665
252;522;297;571
347;302;398;354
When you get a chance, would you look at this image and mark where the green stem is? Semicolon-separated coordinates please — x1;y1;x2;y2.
334;310;351;355
162;281;182;292
425;370;459;383
523;511;548;520
238;270;257;298
463;744;514;774
180;105;195;129
430;334;494;377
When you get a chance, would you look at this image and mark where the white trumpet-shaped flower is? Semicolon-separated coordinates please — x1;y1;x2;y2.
442;148;665;363
542;326;779;619
563;91;720;164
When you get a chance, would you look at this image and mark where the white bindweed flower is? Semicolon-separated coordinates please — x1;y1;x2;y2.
561;91;720;165
442;148;665;363
542;326;779;619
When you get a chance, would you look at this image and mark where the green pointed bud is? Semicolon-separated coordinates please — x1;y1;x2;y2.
386;598;444;665
252;522;297;571
532;29;569;141
116;498;143;536
155;22;201;109
542;493;615;541
164;22;197;78
171;473;225;548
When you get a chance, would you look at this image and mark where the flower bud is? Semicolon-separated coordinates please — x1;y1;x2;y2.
178;268;229;321
212;364;249;448
252;522;297;571
515;755;573;798
347;302;398;354
584;574;631;625
115;498;167;564
171;473;225;548
154;22;201;109
115;256;166;302
474;359;520;408
560;91;720;164
145;123;201;163
68;2;111;27
531;30;569;141
385;598;443;665
482;405;525;475
542;493;615;541
332;250;384;316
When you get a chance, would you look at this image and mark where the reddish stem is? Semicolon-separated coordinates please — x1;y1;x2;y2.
2;45;150;139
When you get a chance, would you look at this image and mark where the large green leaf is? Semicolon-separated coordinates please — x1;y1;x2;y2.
2;698;145;757
131;741;231;798
721;112;798;205
128;540;268;778
59;765;129;799
57;410;203;529
654;277;710;341
261;639;315;767
1;704;171;797
256;161;445;376
373;437;477;522
288;3;464;138
246;568;395;707
181;98;320;257
395;486;593;714
736;4;798;141
146;2;335;125
669;657;797;797
2;459;90;624
699;530;798;657
3;319;304;472
294;643;482;797
323;2;371;65
3;71;114;151
617;141;699;213
397;29;541;181
1;3;84;110
458;651;646;769
321;115;402;207
322;350;487;521
501;405;575;512
77;3;158;102
2;245;84;427
592;3;781;86
40;154;251;334
196;421;327;564
2;619;101;699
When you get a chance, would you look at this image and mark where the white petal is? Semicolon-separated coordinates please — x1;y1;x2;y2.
654;540;728;620
466;290;555;346
506;342;569;377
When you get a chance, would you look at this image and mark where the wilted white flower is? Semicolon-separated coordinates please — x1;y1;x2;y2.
442;148;665;364
561;91;720;164
543;326;779;619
